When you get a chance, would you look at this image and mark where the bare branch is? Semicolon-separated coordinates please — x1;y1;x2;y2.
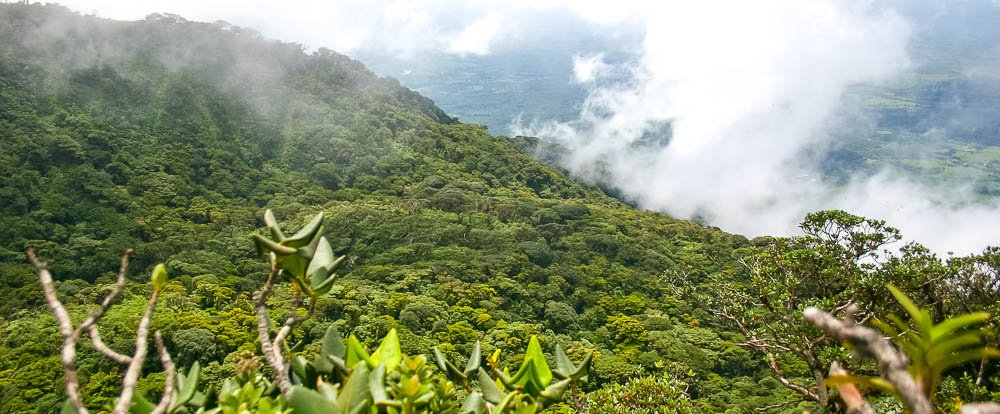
253;261;293;395
804;307;933;414
87;324;132;365
113;287;162;414
80;249;133;329
754;400;797;412
766;353;820;402
151;331;175;414
29;249;87;414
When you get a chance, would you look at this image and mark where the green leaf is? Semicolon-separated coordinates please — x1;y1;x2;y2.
369;365;393;406
553;344;573;379
323;326;346;358
169;361;200;411
335;363;371;413
150;263;168;289
888;285;932;334
929;312;990;342
264;209;286;241
464;341;481;375
253;234;297;256
928;348;1000;375
129;393;156;414
478;367;506;404
61;400;76;414
284;212;325;248
460;391;485;414
345;335;373;369
307;236;336;287
288;385;340;414
523;336;552;387
539;377;572;401
569;352;592;382
291;355;309;385
925;332;984;369
371;329;402;373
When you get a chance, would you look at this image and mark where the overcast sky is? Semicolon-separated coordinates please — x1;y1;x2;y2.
45;0;1000;254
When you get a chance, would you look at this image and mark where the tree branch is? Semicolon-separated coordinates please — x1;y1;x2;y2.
767;353;820;402
28;249;87;414
112;286;162;414
253;261;293;395
87;324;133;365
151;331;175;414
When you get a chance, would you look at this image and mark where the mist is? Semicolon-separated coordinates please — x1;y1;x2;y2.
514;0;1000;255
51;0;1000;254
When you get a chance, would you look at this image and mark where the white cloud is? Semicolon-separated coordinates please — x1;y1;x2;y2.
47;0;1000;253
515;1;1000;254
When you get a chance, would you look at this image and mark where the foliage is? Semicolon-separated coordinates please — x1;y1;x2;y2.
826;285;1000;408
585;374;693;413
0;4;997;413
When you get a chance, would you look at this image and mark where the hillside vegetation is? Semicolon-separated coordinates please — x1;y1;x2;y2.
0;5;997;413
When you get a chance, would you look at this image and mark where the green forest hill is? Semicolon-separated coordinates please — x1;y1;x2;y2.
0;4;997;413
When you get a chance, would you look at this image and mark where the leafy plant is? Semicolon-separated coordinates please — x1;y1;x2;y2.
826;284;1000;405
252;210;346;299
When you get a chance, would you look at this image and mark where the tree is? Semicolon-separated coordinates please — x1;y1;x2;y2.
703;210;921;409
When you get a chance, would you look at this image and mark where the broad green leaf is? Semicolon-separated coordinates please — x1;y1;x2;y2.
62;400;77;414
323;326;346;358
478;367;506;404
464;341;481;375
553;344;573;378
170;361;200;411
928;348;1000;376
929;312;990;342
288;385;340;414
264;209;285;241
514;400;539;414
539;378;572;401
307;237;336;287
460;391;485;414
284;213;325;248
523;336;552;387
925;332;983;369
345;335;373;369
888;285;931;334
825;373;898;395
253;234;297;256
371;329;402;372
335;364;371;413
129;393;155;414
369;365;392;405
291;355;309;385
570;352;593;382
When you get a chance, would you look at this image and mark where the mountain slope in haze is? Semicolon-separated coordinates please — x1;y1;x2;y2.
0;5;779;413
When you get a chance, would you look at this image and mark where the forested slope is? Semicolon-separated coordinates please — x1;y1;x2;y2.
0;5;996;413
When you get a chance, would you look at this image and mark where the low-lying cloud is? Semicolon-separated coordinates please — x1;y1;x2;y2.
54;0;1000;253
512;1;1000;254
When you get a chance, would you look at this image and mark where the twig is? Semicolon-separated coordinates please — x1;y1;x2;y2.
29;249;87;414
804;306;933;414
766;353;819;402
151;331;175;414
87;324;133;365
754;400;797;412
253;261;293;395
112;285;163;414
